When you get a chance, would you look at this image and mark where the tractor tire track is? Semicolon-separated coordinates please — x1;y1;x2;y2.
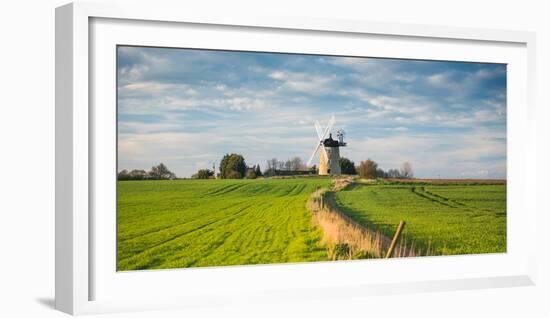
205;183;248;196
411;187;458;208
118;204;255;263
118;200;250;243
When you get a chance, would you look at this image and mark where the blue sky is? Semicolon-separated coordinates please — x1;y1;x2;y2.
117;46;507;179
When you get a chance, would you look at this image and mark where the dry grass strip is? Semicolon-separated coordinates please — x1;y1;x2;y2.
307;179;418;260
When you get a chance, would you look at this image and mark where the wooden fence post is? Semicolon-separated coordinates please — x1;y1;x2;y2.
385;220;406;258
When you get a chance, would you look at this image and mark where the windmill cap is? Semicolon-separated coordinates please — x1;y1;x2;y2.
323;134;340;147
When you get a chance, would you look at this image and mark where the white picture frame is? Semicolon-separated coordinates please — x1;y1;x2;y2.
55;1;537;315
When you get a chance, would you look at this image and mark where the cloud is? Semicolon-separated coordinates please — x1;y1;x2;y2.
269;71;336;94
428;73;448;86
426;66;506;96
347;130;506;179
117;46;507;178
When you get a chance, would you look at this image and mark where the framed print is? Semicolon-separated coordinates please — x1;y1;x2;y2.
55;2;537;315
114;46;508;270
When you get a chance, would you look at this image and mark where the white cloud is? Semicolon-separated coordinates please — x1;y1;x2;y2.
119;82;196;96
119;64;150;82
116;47;506;178
428;73;449;86
385;126;409;132
345;129;506;179
339;89;433;117
269;71;336;94
212;97;269;111
269;71;286;80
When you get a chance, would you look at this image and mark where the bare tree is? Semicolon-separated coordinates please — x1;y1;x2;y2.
289;156;305;171
254;164;263;177
283;159;292;171
266;158;278;171
265;158;279;177
358;159;378;179
376;168;387;178
387;169;401;178
400;162;414;179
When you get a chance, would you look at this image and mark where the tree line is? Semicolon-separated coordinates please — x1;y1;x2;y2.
118;156;414;181
117;163;176;180
203;154;413;180
193;154;318;180
263;157;317;177
192;153;263;180
341;157;413;179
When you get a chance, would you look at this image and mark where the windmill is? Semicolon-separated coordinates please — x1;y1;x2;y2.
306;115;347;175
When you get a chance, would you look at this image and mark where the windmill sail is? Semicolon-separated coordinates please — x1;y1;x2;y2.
306;143;322;167
314;120;323;140
307;116;335;167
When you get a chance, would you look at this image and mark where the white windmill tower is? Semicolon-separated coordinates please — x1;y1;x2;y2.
306;116;347;175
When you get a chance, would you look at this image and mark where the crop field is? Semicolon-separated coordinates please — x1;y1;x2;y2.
118;178;507;271
117;178;331;270
335;183;506;255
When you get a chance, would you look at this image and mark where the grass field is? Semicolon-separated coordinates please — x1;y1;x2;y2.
334;183;506;255
118;178;507;271
117;178;330;270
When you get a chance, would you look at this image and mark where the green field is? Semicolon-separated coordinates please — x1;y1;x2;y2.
335;183;507;255
118;178;506;270
117;178;330;270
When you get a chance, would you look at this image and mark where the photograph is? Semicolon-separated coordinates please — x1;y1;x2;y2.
116;45;507;271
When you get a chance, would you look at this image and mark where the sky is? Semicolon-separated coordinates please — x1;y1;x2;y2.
117;46;507;179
